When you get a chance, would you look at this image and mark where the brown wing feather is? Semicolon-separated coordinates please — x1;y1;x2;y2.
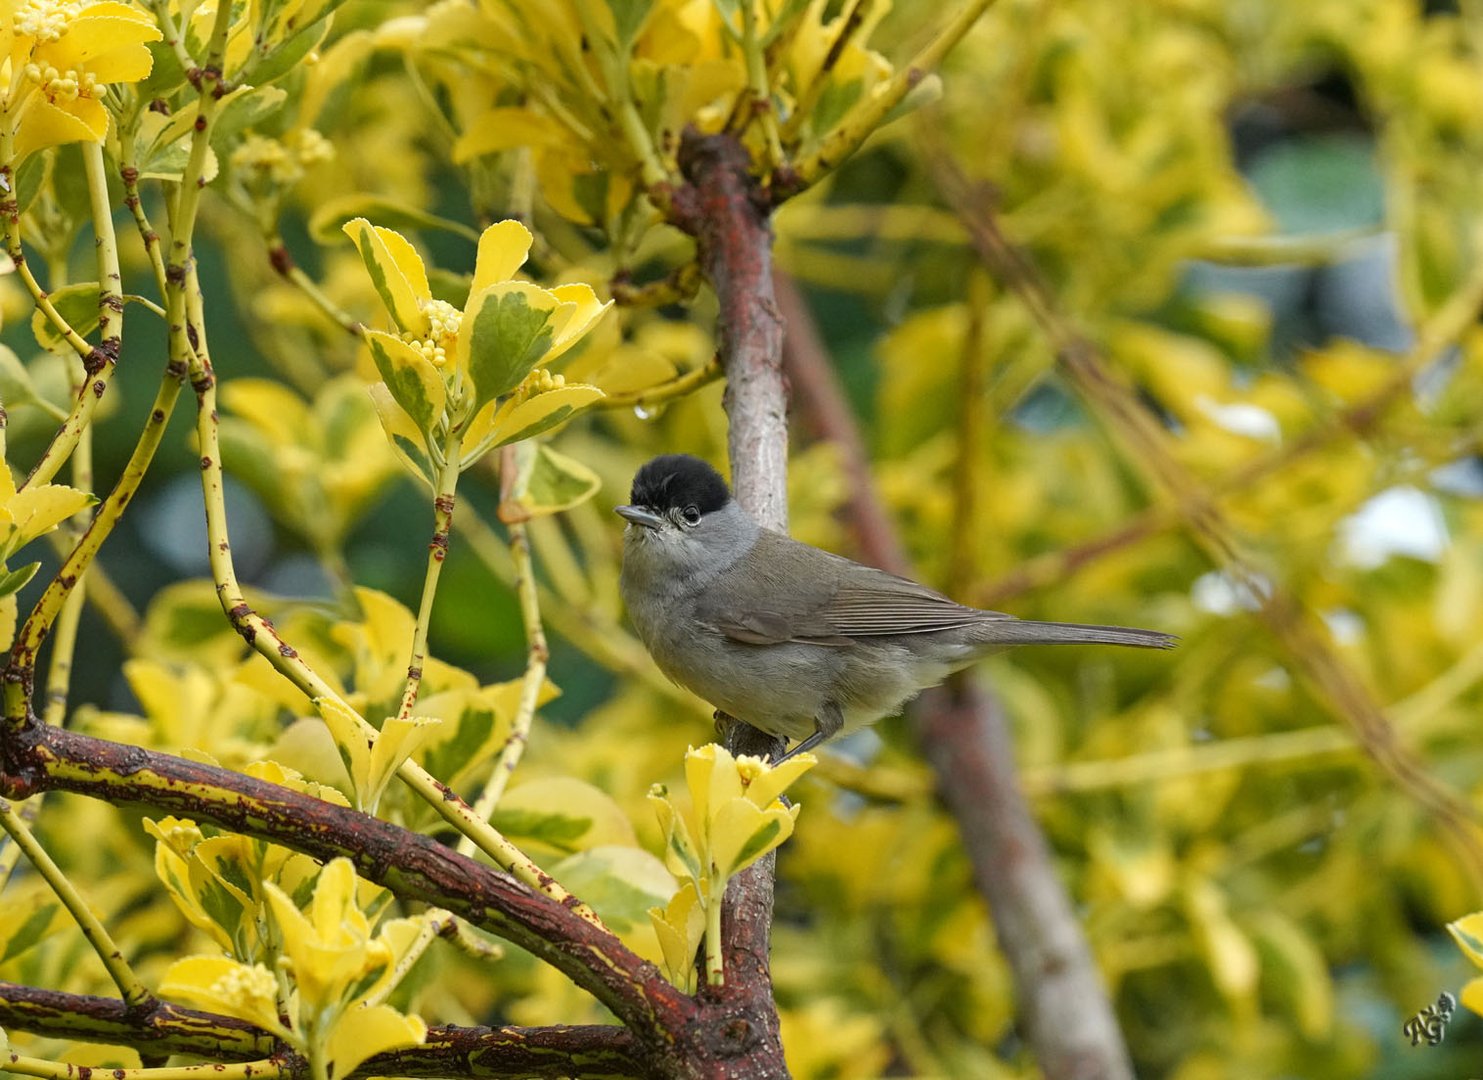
698;531;1003;645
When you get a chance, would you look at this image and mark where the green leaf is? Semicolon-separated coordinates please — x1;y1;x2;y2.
310;195;480;245
0;562;39;599
13;154;45;215
551;846;675;933
610;0;655;46
31;281;100;353
0;890;66;964
0;344;39;406
247;14;333;86
212;86;290;154
492;777;636;855
460;284;558;410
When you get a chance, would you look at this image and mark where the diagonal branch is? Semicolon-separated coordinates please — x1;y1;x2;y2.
0;723;693;1067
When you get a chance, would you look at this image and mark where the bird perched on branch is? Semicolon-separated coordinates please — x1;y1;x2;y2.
617;454;1175;759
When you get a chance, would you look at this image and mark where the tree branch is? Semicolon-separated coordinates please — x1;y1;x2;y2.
0;983;646;1079
0;724;694;1071
669;129;790;1078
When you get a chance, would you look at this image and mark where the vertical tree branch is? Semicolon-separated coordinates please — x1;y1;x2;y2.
669;129;790;1078
776;269;1136;1080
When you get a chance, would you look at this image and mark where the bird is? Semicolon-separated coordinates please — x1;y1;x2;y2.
616;454;1175;760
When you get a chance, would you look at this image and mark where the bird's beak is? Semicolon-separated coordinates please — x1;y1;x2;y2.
615;504;664;530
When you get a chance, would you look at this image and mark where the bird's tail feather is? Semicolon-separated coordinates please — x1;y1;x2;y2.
974;620;1177;650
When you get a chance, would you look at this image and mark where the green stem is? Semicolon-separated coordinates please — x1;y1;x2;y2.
22;142;123;489
794;0;996;187
739;0;784;169
458;447;547;855
0;801;154;1008
2;1058;284;1080
704;884;725;986
396;424;467;721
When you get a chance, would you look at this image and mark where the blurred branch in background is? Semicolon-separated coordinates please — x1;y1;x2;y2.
929;143;1483;892
777;269;1137;1080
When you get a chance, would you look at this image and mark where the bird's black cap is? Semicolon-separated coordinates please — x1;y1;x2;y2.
630;454;732;515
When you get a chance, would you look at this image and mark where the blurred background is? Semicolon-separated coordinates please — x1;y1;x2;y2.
7;0;1483;1075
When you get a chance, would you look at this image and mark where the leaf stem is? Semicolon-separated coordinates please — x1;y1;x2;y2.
1;1057;285;1080
0;801;154;1009
704;886;724;986
396;424;467;721
793;0;995;188
458;446;547;852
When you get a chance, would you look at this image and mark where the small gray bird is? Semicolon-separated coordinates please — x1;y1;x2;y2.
617;454;1175;759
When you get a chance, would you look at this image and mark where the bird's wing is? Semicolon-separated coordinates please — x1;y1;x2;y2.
697;534;1002;645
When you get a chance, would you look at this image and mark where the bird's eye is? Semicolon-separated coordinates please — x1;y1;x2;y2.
681;505;701;526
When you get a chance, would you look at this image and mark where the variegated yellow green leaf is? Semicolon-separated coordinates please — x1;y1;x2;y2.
493;777;637;856
314;696;372;809
0;881;69;965
469;219;534;295
342;218;430;338
485;383;604;449
323;1003;427;1078
363;714;442;814
458;282;561;409
366;382;434;483
518;444;600;518
1449;912;1483;969
365;330;446;434
648;783;702;883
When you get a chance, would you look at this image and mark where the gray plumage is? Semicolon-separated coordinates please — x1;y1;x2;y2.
617;455;1175;757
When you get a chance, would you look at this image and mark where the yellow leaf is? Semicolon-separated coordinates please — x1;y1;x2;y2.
545;282;612;361
1462;976;1483;1019
735;751;815;810
649;881;704;992
709;798;797;881
342;218;430;338
4;483;95;551
159;956;289;1040
220;377;314;445
0;594;16;651
470;219;534;294
648;783;702;883
453;107;562;163
324;1003;427;1079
